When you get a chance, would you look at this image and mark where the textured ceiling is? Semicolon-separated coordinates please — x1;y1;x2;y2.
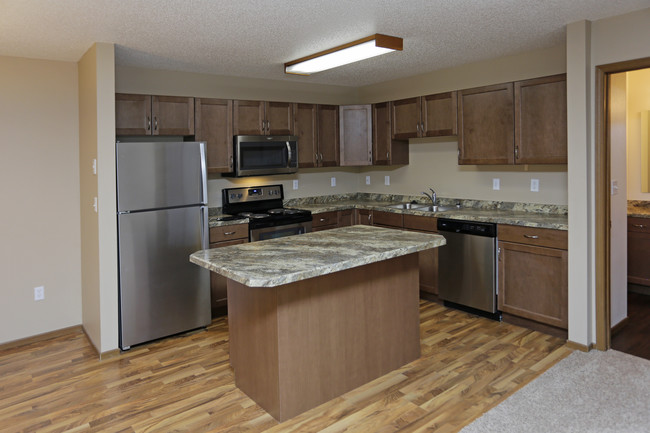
1;0;649;87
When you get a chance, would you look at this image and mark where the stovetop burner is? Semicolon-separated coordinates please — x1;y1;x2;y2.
239;212;271;219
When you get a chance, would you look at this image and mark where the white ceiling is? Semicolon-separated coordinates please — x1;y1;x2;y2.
1;0;649;87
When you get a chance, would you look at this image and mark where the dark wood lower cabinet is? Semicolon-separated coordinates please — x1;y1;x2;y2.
628;217;650;286
209;224;248;317
498;240;568;330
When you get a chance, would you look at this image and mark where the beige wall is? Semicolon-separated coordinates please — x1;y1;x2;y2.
566;6;650;346
627;68;650;200
0;56;81;344
609;73;627;327
78;43;117;353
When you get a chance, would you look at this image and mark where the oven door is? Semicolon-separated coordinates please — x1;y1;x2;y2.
250;221;312;242
235;135;298;177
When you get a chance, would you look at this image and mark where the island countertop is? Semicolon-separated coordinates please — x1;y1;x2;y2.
190;225;445;287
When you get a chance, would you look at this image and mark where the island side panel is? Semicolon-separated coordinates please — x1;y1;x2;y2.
227;281;280;417
275;253;421;421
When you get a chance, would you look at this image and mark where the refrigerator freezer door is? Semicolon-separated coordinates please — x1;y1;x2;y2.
118;205;210;349
116;141;207;211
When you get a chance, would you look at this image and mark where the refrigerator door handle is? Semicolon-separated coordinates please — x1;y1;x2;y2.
199;142;208;205
200;206;209;249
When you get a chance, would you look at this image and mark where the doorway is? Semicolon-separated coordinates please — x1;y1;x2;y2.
595;57;650;353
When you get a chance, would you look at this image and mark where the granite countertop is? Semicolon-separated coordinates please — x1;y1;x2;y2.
294;201;568;231
628;201;650;219
190;225;445;287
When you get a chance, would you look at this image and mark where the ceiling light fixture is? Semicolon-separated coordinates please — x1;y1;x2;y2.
284;34;403;76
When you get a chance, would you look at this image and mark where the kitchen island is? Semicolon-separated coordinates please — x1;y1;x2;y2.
190;225;445;421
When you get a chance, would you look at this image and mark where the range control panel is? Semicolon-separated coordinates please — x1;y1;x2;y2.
224;184;284;204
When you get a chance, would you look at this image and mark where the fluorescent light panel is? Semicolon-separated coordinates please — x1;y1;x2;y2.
285;34;402;76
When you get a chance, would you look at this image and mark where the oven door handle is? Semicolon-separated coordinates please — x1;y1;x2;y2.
286;141;292;167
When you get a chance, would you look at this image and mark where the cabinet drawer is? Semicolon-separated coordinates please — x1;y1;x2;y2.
403;214;437;232
498;224;567;250
209;224;248;242
628;217;650;234
373;211;403;228
312;211;338;228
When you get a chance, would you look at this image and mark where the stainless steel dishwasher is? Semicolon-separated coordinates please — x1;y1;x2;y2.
437;218;500;320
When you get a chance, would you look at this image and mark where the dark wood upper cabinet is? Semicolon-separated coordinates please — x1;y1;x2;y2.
515;74;567;164
195;98;233;173
457;83;514;165
373;102;408;166
422;92;457;137
116;93;194;136
391;92;458;139
116;93;152;135
293;103;319;168
317;104;340;167
233;100;293;135
340;105;372;166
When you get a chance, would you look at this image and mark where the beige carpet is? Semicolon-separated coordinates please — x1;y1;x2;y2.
460;350;650;433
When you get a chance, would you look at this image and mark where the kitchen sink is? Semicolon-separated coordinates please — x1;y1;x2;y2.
386;202;429;210
418;205;457;212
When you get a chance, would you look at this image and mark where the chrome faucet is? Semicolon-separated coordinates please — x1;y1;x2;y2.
421;188;437;206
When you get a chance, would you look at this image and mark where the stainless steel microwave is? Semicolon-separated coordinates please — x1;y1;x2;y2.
228;135;298;177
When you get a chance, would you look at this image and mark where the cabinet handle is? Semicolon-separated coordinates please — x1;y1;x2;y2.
224;231;236;235
524;234;539;239
387;151;390;159
154;117;158;131
515;145;519;159
416;123;420;133
266;120;270;132
229;155;233;169
421;122;425;133
319;153;323;162
319;218;326;222
146;116;151;131
633;224;647;228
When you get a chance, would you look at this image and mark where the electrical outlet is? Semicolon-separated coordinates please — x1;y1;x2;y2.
292;180;299;190
531;178;539;192
384;175;390;186
330;177;336;187
366;176;371;185
34;286;44;301
492;178;500;190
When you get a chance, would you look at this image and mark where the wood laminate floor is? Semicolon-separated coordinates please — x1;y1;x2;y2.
612;291;650;360
0;301;571;433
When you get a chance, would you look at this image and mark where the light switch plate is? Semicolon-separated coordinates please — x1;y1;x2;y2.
611;180;619;195
293;180;299;190
531;178;539;192
34;286;44;301
366;176;371;185
330;177;336;187
492;178;500;190
385;175;390;186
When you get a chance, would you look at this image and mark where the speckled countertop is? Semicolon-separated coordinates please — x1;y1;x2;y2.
628;200;650;219
207;193;569;230
190;225;445;287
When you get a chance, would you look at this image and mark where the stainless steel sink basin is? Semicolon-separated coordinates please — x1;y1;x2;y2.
386;203;428;210
418;205;457;212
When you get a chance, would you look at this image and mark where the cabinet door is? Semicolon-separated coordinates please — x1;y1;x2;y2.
233;100;265;135
498;241;568;329
340;105;372;166
293;103;318;168
515;74;567;164
372;211;403;228
317;105;340;167
422;91;457;137
356;209;373;225
458;83;514;164
195;98;233;173
391;97;421;139
152;96;194;136
373;102;409;166
266;101;293;135
116;93;152;135
404;215;439;296
337;209;354;227
628;218;650;286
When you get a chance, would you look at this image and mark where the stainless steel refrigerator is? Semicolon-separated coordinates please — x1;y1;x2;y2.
116;141;210;350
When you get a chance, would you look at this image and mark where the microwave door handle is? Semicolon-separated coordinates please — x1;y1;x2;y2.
286;141;292;167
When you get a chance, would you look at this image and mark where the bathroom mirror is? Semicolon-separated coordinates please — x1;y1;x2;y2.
641;111;650;192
